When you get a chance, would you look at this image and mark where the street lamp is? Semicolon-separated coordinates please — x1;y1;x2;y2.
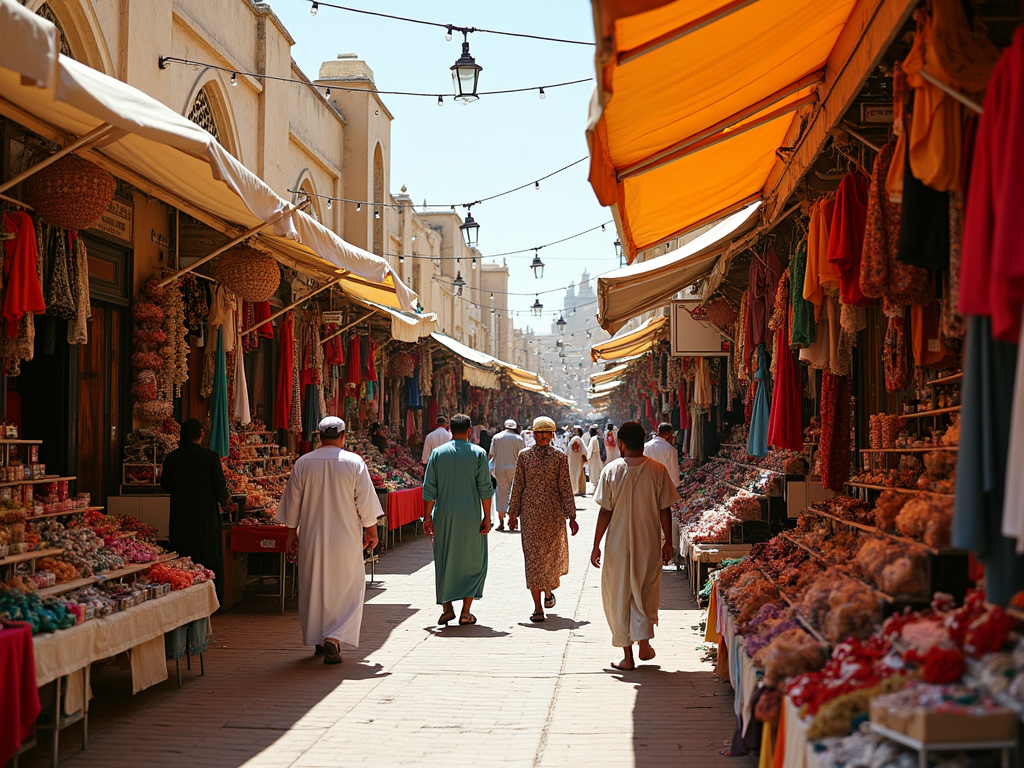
614;239;626;267
556;315;566;334
451;33;482;104
532;296;543;316
459;211;480;249
453;271;466;297
530;250;545;280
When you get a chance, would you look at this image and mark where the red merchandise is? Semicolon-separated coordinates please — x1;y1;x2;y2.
826;172;871;306
364;338;378;382
274;312;294;430
345;334;361;385
386;487;425;531
252;301;274;339
0;622;40;766
2;212;46;338
323;325;344;366
819;371;852;492
229;525;289;552
960;27;1024;343
768;320;802;451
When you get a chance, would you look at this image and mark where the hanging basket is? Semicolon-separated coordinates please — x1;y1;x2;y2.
22;154;116;231
212;247;280;302
705;298;738;328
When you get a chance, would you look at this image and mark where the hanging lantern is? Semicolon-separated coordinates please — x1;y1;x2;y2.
530;250;545;279
556;315;566;334
459;211;480;248
23;154;115;231
451;33;482;104
213;247;281;301
453;271;466;297
532;297;543;316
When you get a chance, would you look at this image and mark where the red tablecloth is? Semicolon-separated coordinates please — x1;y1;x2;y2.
385;487;425;531
0;622;40;765
229;525;289;553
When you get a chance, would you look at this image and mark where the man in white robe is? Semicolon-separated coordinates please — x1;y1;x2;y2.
586;426;605;493
644;422;683;559
591;421;680;671
421;416;452;464
604;424;621;463
280;417;382;664
489;419;525;531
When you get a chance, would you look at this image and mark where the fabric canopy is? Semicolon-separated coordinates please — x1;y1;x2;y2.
592;379;625;395
596;202;760;333
0;0;417;311
343;296;436;343
591;315;668;363
504;365;549;393
430;332;501;389
587;0;913;259
590;362;630;386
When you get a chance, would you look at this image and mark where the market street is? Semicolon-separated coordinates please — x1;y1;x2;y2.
37;498;748;768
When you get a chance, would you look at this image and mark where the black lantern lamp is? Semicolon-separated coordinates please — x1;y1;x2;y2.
530;249;545;279
459;210;480;249
451;33;482;104
614;239;626;267
453;271;466;297
532;296;543;316
556;315;567;334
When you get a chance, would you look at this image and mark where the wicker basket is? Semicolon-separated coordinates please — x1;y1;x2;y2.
705;298;738;327
213;247;280;302
22;154;116;231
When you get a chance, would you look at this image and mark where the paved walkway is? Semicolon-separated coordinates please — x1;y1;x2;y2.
32;497;751;768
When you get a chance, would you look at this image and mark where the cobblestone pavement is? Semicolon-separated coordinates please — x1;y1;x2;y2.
30;496;751;768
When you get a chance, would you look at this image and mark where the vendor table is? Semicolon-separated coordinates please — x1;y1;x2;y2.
869;723;1014;768
229;525;290;614
1;622;40;767
385;487;425;546
680;531;751;598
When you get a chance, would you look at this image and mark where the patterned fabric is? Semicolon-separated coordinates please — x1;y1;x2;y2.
820;371;852;493
789;241;815;349
508;445;576;592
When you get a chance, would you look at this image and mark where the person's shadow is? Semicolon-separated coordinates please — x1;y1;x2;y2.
517;616;591;631
424;624;510;638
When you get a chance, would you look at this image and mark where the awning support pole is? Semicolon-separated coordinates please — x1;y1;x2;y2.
241;276;344;335
917;69;983;114
0;123;116;195
320;310;376;345
840;122;881;153
157;200;307;288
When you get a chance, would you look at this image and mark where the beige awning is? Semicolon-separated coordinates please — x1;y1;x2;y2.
591;315;668;363
342;295;436;343
596;202;761;334
430;332;501;390
590;363;630;386
504;365;549;393
0;1;417;311
592;380;625;395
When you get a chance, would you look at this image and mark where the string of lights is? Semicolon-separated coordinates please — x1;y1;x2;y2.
303;1;595;46
288;157;587;212
432;270;615;298
157;57;590;102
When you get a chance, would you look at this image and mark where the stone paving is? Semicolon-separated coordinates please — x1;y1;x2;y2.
28;496;752;768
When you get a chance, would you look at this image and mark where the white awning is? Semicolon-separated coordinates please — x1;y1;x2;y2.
590;363;630;386
596;202;761;334
430;332;501;390
344;296;436;343
0;0;417;311
592;380;624;395
591;315;669;363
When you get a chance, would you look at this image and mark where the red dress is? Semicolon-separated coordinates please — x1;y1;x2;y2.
826;172;871;306
274;312;294;430
768;317;803;451
2;212;45;337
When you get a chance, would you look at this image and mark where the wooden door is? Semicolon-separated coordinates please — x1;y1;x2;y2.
77;304;125;504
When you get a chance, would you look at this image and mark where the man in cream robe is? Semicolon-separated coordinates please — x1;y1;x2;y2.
591;421;680;671
280;417;381;664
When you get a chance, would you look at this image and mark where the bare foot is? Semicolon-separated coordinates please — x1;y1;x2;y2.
610;658;635;671
638;642;656;662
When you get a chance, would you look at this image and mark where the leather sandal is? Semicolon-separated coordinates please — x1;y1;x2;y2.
322;639;343;665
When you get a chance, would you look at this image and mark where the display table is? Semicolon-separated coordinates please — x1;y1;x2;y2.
385;486;424;543
680;531;752;598
229;525;290;614
1;622;40;767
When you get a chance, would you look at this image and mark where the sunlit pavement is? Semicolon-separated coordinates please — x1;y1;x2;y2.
32;495;752;768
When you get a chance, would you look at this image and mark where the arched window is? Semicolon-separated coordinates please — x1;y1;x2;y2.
188;88;221;143
36;4;74;58
372;144;384;257
299;179;321;223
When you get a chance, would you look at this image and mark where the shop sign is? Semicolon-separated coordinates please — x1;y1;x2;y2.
670;300;729;357
860;104;893;124
322;311;344;323
90;197;134;242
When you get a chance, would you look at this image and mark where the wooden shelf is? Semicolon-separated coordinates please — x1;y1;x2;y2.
0;475;75;489
252;473;290;481
709;456;782;474
927;372;962;387
807;507;961;556
860;446;957;454
227;456;294;464
34;553;180;598
718;480;767;499
27;506;103;521
0;547;65;567
900;405;961;420
845;481;954;499
0;439;43;445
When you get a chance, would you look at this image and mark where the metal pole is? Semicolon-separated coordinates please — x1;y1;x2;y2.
0;123;116;195
918;69;983;114
320;310;376;345
240;276;344;335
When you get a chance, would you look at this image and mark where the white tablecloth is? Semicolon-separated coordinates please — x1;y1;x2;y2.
33;581;219;686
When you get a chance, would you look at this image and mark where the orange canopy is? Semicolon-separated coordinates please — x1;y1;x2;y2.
587;0;916;260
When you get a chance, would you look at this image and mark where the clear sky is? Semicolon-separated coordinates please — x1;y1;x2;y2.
270;0;618;330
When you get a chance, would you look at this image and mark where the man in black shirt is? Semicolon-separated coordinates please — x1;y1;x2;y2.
160;419;230;602
478;422;492;455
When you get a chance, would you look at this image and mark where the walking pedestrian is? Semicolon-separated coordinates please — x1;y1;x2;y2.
567;427;588;496
604;424;621;463
423;414;494;627
508;417;578;622
160;418;230;603
278;417;382;664
645;422;683;560
478;422;493;455
421;415;452;465
489;419;525;531
586;425;605;493
590;421;681;671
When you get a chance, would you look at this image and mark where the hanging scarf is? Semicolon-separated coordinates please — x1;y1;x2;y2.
209;328;230;457
746;344;772;458
274;312;294;430
46;229;75;320
883;314;910;392
820;371;852;492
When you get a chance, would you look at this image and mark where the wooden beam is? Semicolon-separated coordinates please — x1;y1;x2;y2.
241;277;344;336
617;0;762;66
320;310;376;345
0;122;115;194
761;0;917;226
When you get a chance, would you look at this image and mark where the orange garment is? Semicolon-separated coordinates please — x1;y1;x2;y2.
910;303;957;368
758;722;774;768
771;703;786;768
802;197;839;316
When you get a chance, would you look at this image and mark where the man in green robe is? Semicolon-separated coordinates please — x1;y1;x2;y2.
423;413;493;626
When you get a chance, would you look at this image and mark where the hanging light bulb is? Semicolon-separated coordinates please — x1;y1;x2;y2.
437;95;444;107
453;271;466;297
325;87;331;98
601;224;606;232
556;315;567;334
539;87;546;100
231;72;238;86
374;209;381;219
310;1;318;14
471;256;477;270
326;198;332;210
398;254;405;263
445;25;454;42
535;181;540;190
451;32;482;104
459;210;480;248
530;250;545;280
489;292;494;300
356;202;361;212
532;296;543;316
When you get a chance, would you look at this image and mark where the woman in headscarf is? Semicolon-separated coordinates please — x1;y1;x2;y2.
567;427;587;496
508;416;579;622
586;425;606;493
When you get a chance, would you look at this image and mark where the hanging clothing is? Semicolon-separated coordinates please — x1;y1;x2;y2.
1002;309;1024;554
301;383;321;443
1;212;45;338
803;197;839;316
895;130;950;271
345;334;362;385
277;446;383;646
789;241;815;349
745;256;771;348
960;27;1024;344
208;328;230;458
67;235;90;345
233;335;251;425
883;313;911;392
800;294;839;370
207;286;236;351
274;312;294;431
910;303;955;369
405;368;422;408
746;345;771;458
768;321;802;452
819;371;851;493
826;173;871;306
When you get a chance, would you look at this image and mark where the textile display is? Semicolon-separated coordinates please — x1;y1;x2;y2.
2;211;45;338
230;525;290;552
746;344;771;458
819;371;852;493
768;322;802;451
0;622;39;766
274;312;294;430
209;327;229;457
385;487;426;531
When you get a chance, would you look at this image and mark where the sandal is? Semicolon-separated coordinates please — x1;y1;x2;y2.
530;611;545;623
322;639;343;665
497;522;505;532
314;644;324;657
544;593;556;609
459;614;477;626
438;608;456;626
